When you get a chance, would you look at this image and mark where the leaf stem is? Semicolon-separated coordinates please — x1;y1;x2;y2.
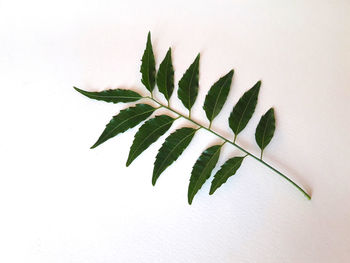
145;96;311;200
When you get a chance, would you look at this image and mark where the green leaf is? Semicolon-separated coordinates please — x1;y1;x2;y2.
73;87;142;104
209;156;245;195
156;48;174;102
126;115;175;166
140;32;156;93
177;54;200;112
153;127;197;185
255;108;276;159
203;70;234;124
229;81;261;140
91;104;155;149
188;145;221;204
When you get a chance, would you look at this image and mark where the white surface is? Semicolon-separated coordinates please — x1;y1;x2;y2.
1;0;350;262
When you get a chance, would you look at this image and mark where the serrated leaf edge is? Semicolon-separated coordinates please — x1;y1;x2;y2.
91;104;155;149
73;87;142;103
209;156;245;195
188;145;222;204
152;128;197;185
126;115;175;166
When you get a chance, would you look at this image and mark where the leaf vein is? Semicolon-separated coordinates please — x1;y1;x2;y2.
101;108;154;142
155;130;196;176
129;119;173;161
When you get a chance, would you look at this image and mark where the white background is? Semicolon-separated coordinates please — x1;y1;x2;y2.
1;0;350;262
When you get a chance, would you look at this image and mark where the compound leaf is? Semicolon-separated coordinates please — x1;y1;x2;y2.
229;81;261;140
203;70;234;124
140;32;156;93
157;48;174;102
209;156;245;195
126;115;175;166
255;108;276;158
188;145;221;204
74;87;142;104
91;104;155;149
177;54;200;112
153;127;197;185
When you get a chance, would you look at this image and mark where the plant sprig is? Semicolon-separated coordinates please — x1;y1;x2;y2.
74;32;311;203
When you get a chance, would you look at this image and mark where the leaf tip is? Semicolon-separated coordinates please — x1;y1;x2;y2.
188;197;193;205
256;80;262;88
187;191;196;204
252;80;261;94
145;31;152;47
152;178;156;186
90;140;100;149
73;86;83;93
152;173;158;186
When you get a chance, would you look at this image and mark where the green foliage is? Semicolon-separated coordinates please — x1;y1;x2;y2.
140;32;156;93
229;81;261;141
153;127;197;185
255;108;276;159
127;115;175;167
210;156;245;195
188;145;221;204
74;32;311;203
203;70;234;125
91;104;155;149
73;87;142;104
177;54;200;114
156;48;174;102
